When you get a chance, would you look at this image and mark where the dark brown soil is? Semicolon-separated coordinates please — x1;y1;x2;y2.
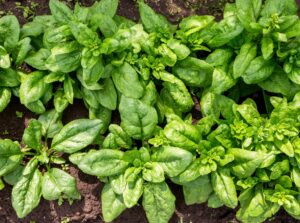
1;0;300;223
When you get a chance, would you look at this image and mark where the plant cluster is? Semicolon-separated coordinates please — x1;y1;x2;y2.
0;0;300;222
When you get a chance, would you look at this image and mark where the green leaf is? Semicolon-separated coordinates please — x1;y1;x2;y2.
173;57;213;87
12;169;42;218
3;165;24;186
138;1;172;34
0;87;11;112
283;196;300;218
101;182;126;222
42;168;80;201
183;175;213;205
143;182;175;223
259;67;300;98
103;124;132;149
0;68;20;87
142;162;165;183
112;62;144;99
160;72;194;113
54;89;69;113
151;146;193;177
0;139;23;177
64;75;74;104
261;0;298;17
89;106;112;134
73;149;129;177
38;109;63;138
0;15;20;50
96;78;117;110
210;67;237;94
233;42;257;79
167;39;190;60
69;22;99;47
49;0;74;23
51;119;103;153
19;71;49;105
236;98;261;126
90;0;118;18
123;168;144;208
15;37;32;66
22;119;42;151
163;119;200;152
45;41;81;73
0;46;10;69
242;56;275;84
25;49;51;70
211;169;238;208
119;96;158;140
236;0;262;31
237;187;280;223
261;37;274;60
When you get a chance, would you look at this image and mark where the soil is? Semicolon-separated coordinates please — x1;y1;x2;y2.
0;0;300;223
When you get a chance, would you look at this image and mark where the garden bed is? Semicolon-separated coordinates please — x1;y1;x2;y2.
0;0;300;222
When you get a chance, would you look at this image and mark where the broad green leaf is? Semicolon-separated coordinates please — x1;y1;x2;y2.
19;71;49;105
119;96;158;140
0;87;11;112
12;169;42;218
69;22;99;47
139;1;172;34
64;75;74;104
38;109;63;138
242;56;275;84
261;37;274;60
160;72;194;113
233;42;257;79
90;0;118;18
51;119;103;153
212;169;238;208
54;89;69;113
3;165;24;186
151;146;193;177
74;149;129;177
210;67;237;94
259;67;300;98
0;46;10;68
123;168;144;208
0;15;20;50
0;68;20;87
236;0;262;31
22;119;42;151
101;183;126;222
42;168;80;201
0;139;23;177
142;162;165;183
163;119;200;151
96;78;117;110
261;0;298;17
173;57;213;87
103;124;132;149
112;62;144;99
89;106;112;134
25;49;51;70
15;37;32;66
183;175;213;205
49;0;74;23
143;182;175;223
45;41;81;73
237;187;280;223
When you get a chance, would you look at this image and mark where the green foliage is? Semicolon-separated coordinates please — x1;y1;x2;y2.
0;0;300;222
